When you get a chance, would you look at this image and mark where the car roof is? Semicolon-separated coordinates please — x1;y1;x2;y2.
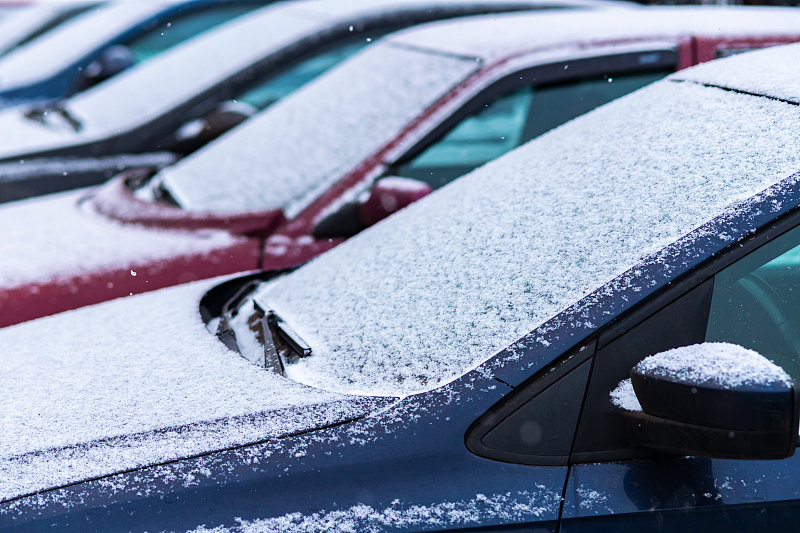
160;5;800;216
253;42;800;397
674;42;800;104
388;5;800;63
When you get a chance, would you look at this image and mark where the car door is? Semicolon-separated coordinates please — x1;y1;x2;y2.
382;45;680;191
560;211;800;531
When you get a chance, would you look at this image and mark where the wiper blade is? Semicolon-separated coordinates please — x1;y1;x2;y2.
256;303;312;375
24;102;83;132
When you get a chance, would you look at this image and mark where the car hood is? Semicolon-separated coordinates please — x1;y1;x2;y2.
0;278;393;501
0;107;84;160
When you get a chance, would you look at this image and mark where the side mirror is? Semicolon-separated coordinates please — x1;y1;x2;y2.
81;45;135;87
313;177;432;238
172;100;257;154
613;342;799;459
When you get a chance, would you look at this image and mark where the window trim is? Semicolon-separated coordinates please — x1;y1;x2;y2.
387;47;679;172
571;204;800;464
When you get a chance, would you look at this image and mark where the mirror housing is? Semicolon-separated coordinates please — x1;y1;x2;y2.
313;177;432;238
172;100;257;154
614;342;799;459
81;45;135;87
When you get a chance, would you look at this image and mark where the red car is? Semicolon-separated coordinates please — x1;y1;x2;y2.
4;6;800;327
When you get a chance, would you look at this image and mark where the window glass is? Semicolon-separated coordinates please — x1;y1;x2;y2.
393;68;672;190
126;4;258;64
237;39;371;110
706;224;800;380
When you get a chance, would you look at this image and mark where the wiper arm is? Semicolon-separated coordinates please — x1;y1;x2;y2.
216;279;261;354
256;303;312;375
24;102;83;132
214;281;312;376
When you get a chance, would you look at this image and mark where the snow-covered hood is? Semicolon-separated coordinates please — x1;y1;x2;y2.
0;105;88;160
0;279;392;501
0;189;243;290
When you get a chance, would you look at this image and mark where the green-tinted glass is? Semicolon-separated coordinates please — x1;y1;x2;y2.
393;68;672;190
127;4;259;64
707;224;800;380
236;39;371;110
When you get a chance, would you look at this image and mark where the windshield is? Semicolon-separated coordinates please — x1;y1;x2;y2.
159;42;480;216
250;80;800;397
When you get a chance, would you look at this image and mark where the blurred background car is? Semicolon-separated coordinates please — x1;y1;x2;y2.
0;0;624;202
0;0;273;108
4;41;800;532
0;1;99;58
2;6;799;328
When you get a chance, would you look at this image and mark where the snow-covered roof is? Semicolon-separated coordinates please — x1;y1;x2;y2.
0;279;389;500
253;46;800;396
387;6;800;63
0;0;599;160
674;42;800;104
0;190;241;288
159;6;800;216
0;2;164;89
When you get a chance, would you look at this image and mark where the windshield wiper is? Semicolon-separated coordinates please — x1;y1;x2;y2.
24;102;83;132
255;303;312;375
215;281;312;375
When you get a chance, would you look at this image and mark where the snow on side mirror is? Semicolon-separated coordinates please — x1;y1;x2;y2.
313;177;432;238
81;45;135;87
612;342;799;459
172;100;257;154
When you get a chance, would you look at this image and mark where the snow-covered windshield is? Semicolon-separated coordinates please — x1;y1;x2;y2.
0;3;161;89
159;42;481;216
252;79;800;397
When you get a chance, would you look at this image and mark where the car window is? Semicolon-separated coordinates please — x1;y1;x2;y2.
706;223;800;380
125;3;259;64
392;69;672;189
237;39;372;111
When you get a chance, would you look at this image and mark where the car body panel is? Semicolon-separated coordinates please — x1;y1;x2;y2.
4;8;800;330
0;0;265;107
6;40;800;532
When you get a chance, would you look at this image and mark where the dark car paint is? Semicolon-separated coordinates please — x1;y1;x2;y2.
3;173;800;529
0;0;270;108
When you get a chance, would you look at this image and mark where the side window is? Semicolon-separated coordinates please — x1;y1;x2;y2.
391;68;672;190
572;221;800;461
706;223;800;380
125;4;259;64
236;39;373;110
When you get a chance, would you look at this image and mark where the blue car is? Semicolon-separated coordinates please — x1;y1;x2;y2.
0;0;268;108
3;41;800;532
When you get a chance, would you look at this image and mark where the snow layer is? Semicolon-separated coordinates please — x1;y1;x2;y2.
610;379;641;412
255;80;800;396
0;280;389;500
0;3;161;89
162;5;800;216
189;490;559;533
0;189;240;288
674;42;800;104
389;6;800;64
635;343;793;388
0;4;68;56
162;42;478;215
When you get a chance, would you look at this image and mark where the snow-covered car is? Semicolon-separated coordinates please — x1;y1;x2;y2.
3;6;800;329
0;0;617;201
4;41;800;532
0;1;98;59
0;0;269;108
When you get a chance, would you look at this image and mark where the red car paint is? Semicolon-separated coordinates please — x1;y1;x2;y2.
3;34;800;328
